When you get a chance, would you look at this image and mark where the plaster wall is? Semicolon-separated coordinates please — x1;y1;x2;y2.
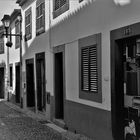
8;22;20;95
50;0;140;111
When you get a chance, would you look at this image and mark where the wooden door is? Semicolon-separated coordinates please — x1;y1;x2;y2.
0;67;4;98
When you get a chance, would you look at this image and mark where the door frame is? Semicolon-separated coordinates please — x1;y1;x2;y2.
0;65;5;99
53;44;66;120
15;62;20;103
35;52;46;111
111;22;140;140
26;58;35;107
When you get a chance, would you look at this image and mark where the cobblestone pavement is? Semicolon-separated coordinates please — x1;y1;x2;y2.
0;101;66;140
0;101;92;140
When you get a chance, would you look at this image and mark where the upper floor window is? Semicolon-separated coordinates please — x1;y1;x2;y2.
36;0;45;36
53;0;69;18
0;38;4;54
25;7;32;41
79;33;102;103
15;20;20;48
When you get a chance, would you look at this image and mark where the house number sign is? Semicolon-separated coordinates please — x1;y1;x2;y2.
124;27;132;36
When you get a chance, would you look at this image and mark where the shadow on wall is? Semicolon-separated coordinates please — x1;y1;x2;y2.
22;0;95;60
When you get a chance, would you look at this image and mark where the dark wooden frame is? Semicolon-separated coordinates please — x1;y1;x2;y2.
9;63;13;88
79;33;102;103
36;0;45;36
25;7;32;41
15;62;20;103
25;58;35;107
53;0;69;18
110;22;140;140
15;20;20;48
35;52;46;111
53;44;66;120
0;38;4;54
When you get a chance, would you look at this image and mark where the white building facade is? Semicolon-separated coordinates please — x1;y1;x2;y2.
15;0;140;139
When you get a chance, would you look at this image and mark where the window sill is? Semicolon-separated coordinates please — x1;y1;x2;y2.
53;3;69;19
36;27;45;36
79;90;102;103
25;34;32;41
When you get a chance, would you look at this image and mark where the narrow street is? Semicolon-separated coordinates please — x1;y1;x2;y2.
0;101;64;140
0;101;91;140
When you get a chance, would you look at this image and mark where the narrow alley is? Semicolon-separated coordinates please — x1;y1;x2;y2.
0;101;62;140
0;101;91;140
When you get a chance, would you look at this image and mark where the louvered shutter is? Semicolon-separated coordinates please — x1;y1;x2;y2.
55;0;60;10
36;1;45;35
15;21;20;48
81;47;89;91
0;39;4;54
60;0;66;7
89;46;98;93
25;7;32;41
81;45;98;93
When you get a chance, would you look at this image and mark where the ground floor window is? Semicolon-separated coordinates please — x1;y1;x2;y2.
79;33;102;103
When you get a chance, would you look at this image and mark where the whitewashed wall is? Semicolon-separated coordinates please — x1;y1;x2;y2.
49;0;140;111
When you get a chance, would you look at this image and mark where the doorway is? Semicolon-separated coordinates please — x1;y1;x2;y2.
26;58;35;107
0;67;4;98
54;52;64;119
111;23;140;140
15;63;20;103
36;52;46;111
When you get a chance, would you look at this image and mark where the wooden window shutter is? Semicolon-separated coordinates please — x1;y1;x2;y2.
0;38;4;54
25;7;32;41
89;45;98;92
60;0;67;7
81;47;89;91
36;0;45;35
42;2;45;30
55;0;60;11
81;45;98;93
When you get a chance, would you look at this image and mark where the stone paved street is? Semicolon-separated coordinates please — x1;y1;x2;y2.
0;101;92;140
0;101;65;140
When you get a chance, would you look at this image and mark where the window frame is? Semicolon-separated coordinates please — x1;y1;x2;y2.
15;20;20;48
36;1;45;36
25;7;32;41
53;0;69;18
0;38;4;54
79;33;102;103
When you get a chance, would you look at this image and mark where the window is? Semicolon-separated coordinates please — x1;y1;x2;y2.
79;0;84;2
79;33;102;103
10;65;13;87
25;7;32;41
15;21;20;48
36;1;45;35
0;38;4;54
53;0;69;18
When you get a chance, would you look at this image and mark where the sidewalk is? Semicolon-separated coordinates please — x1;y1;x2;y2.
4;101;92;140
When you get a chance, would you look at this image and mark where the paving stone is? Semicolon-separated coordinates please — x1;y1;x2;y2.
0;101;92;140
